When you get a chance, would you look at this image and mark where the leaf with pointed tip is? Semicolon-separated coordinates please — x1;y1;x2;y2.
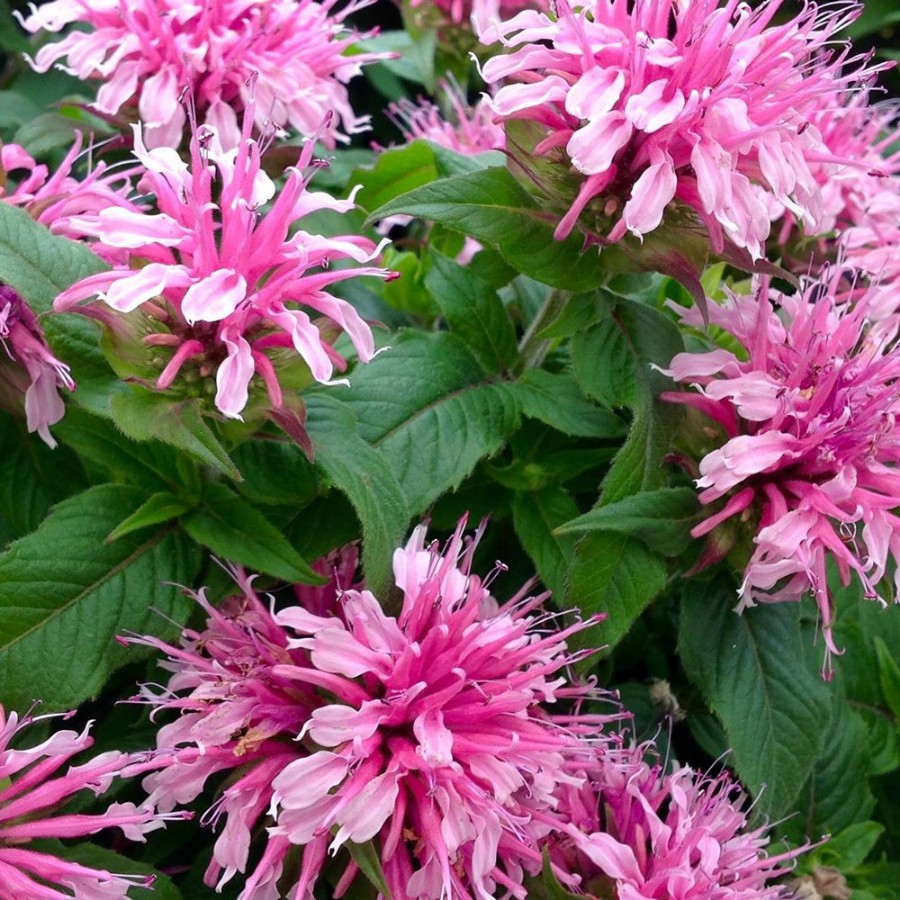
343;332;520;514
0;484;197;711
182;483;322;584
110;387;241;481
107;492;192;541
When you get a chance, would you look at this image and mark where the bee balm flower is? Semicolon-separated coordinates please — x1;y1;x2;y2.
664;268;900;674
481;0;881;259
552;740;807;898
0;704;173;899
130;521;609;899
18;0;382;149
55;113;393;430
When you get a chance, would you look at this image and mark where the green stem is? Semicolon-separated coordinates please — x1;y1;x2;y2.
516;289;571;373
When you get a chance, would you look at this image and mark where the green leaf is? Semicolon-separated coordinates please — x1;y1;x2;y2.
511;370;627;438
512;486;580;599
107;492;192;540
0;412;87;539
564;532;667;656
534;290;614;340
110;387;241;481
0;484;197;711
874;637;900;719
572;298;683;410
789;698;876;841
556;487;700;556
181;483;322;584
346;840;392;899
812;822;886;871
0;202;107;312
678;579;832;818
369;168;605;291
55;407;195;494
231;440;320;508
0;0;29;53
352;141;438;214
425;252;517;372
305;394;410;596
601;399;681;503
429;142;504;177
343;332;520;513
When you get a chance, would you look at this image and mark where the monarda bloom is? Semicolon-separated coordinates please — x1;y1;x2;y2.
18;0;381;149
388;79;505;156
551;740;806;899
130;521;608;899
55;113;393;433
0;286;74;448
0;704;175;898
664;268;900;674
480;0;880;259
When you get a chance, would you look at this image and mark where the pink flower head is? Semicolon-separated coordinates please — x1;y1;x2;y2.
0;704;176;899
1;136;140;265
388;78;505;155
129;522;610;899
0;286;74;448
18;0;383;149
551;740;806;899
481;0;884;258
55;111;394;426
664;267;900;674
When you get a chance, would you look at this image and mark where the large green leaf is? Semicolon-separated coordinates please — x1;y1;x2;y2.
181;483;321;584
353;141;439;214
678;579;832;818
343;332;520;514
424;252;518;373
0;201;106;312
305;394;410;597
564;532;667;656
0;484;197;711
370;168;605;291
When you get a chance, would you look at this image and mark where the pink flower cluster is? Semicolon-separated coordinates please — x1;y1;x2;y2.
128;521;608;898
18;0;380;149
55;115;392;426
120;518;806;898
665;269;900;673
0;286;74;448
0;705;174;899
388;80;505;156
481;0;880;257
552;741;805;899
